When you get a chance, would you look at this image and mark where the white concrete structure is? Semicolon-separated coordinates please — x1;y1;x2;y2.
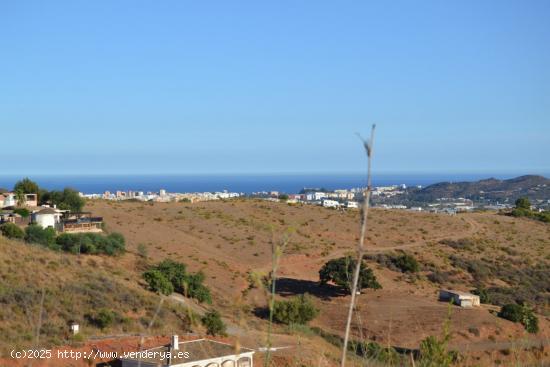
439;289;480;308
119;338;254;367
346;201;359;209
69;322;79;335
32;207;62;229
322;199;340;208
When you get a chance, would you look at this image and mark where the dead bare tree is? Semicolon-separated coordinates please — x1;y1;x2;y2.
340;124;376;367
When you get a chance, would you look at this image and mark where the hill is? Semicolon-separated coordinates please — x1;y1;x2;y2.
409;175;550;203
1;199;549;366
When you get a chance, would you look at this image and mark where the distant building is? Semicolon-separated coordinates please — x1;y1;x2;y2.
346;201;359;209
119;337;254;367
439;289;480;308
322;199;340;208
0;192;38;208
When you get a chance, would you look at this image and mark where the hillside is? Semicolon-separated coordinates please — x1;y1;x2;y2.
408;175;550;203
1;199;549;366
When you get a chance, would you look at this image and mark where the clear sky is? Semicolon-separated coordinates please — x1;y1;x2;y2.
1;1;549;175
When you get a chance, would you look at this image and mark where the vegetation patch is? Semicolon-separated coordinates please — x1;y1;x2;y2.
142;259;212;303
272;294;318;325
319;256;381;293
367;252;420;273
498;303;539;333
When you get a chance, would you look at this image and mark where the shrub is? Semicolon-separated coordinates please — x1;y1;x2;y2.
498;303;539;333
272;294;319;325
13;208;30;218
0;223;25;239
201;310;226;336
143;270;174;295
393;253;420;273
143;260;212;303
55;232;125;255
87;309;120;330
418;335;457;367
471;287;491;304
319;256;381;292
25;225;57;249
515;197;531;210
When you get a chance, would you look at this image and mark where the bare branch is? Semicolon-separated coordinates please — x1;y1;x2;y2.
341;124;376;367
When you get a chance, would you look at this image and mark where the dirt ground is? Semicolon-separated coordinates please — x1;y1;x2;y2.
80;199;550;364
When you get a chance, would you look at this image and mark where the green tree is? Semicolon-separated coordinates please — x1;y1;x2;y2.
142;270;174;295
201;310;227;336
49;188;85;212
13;178;40;195
515;197;531;210
0;223;25;239
319;256;381;293
15;190;26;207
272;294;319;325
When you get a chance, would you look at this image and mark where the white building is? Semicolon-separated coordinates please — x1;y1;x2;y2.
346;201;359;209
322;199;340;208
32;207;63;229
439;289;480;308
119;337;254;367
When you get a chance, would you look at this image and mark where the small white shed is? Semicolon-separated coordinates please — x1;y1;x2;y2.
439;289;480;308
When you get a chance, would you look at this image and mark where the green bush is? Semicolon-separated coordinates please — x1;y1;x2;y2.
471;287;491;304
13;208;30;218
272;294;318;325
87;308;121;330
0;223;25;239
393;253;420;273
25;225;58;249
515;197;531;210
319;256;381;292
498;303;539;333
142;270;174;295
55;232;125;255
143;260;212;303
418;335;456;367
201;310;226;336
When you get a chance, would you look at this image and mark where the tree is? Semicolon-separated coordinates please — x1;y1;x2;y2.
142;270;174;295
515;197;531;210
49;188;85;212
0;223;25;239
14;178;40;195
15;190;26;207
319;256;381;292
201;310;227;336
272;294;318;325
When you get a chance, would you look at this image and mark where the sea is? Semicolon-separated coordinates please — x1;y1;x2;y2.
0;173;542;195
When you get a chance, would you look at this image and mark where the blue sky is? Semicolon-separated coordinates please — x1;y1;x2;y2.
1;1;549;175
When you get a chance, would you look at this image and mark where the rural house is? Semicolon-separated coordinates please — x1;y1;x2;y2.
119;337;254;367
